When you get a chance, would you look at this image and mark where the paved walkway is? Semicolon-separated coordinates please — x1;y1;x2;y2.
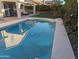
52;18;75;59
0;17;20;24
0;14;35;24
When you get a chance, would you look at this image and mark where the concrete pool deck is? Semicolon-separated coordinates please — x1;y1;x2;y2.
52;18;75;59
0;17;75;59
0;14;36;24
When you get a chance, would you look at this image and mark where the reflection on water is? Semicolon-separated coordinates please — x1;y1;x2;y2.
0;21;55;59
0;32;3;40
0;21;34;48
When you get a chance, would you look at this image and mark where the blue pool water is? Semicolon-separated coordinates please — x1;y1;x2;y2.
0;32;2;40
0;20;55;59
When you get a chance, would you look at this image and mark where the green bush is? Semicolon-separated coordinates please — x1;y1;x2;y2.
36;5;51;11
25;5;51;11
25;6;33;10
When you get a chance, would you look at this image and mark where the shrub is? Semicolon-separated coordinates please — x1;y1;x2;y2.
25;6;33;10
36;5;51;11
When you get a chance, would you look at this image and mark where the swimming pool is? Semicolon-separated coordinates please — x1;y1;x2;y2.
0;20;56;59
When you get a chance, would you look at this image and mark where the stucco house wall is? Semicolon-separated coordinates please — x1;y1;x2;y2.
0;0;38;18
0;1;4;18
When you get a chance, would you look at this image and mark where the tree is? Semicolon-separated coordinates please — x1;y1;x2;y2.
64;0;77;11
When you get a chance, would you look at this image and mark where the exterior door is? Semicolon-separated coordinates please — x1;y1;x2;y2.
3;2;17;17
4;4;10;16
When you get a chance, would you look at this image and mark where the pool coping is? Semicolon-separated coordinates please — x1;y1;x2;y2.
0;17;75;59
